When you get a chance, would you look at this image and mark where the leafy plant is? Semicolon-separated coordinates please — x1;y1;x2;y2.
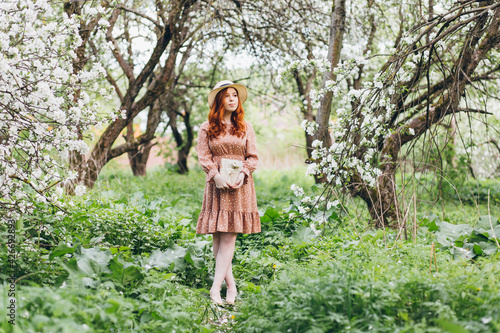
425;214;500;260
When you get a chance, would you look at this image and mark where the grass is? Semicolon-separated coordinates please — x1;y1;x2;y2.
1;166;499;332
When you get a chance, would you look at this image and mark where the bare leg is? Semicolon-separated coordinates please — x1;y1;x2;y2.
210;232;237;304
211;233;223;304
213;233;237;297
225;271;237;304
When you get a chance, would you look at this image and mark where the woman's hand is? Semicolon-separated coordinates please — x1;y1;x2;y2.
228;172;245;189
213;174;229;189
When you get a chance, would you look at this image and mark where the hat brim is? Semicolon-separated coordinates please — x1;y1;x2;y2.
208;83;248;108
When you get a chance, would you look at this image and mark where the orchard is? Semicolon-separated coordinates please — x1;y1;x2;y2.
1;0;499;332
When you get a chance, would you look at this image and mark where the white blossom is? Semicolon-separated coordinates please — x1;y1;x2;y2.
327;200;339;210
310;223;321;236
306;163;318;176
301;120;319;136
0;0;109;224
290;184;304;197
311;140;323;148
74;184;86;197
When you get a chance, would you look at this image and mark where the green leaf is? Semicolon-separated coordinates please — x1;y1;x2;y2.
109;246;131;255
476;242;499;255
328;210;339;221
311;211;326;223
476;215;499;229
469;230;490;243
451;245;475;261
76;247;112;276
435;222;472;246
436;319;470;333
101;190;117;200
261;206;281;223
147;245;188;272
361;230;385;242
105;255;144;287
454;235;467;247
427;220;439;232
170;196;183;207
130;191;147;206
49;242;75;260
424;213;440;228
292;225;317;243
178;218;192;226
147;249;173;270
53;272;69;287
373;230;385;241
260;214;272;224
473;244;483;255
147;198;164;210
184;251;195;265
494;225;500;239
342;240;359;248
184;251;205;270
72;213;90;223
64;257;79;273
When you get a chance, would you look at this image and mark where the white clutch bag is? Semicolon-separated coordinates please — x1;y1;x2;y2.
220;158;243;185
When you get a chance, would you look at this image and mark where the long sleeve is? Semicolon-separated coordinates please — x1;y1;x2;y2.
197;123;218;183
241;121;258;180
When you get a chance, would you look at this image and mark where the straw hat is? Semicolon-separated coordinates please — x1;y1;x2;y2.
208;80;248;108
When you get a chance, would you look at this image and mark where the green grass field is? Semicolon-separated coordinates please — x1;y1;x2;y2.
1;166;499;332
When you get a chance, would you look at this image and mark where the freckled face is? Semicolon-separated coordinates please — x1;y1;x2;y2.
224;88;238;113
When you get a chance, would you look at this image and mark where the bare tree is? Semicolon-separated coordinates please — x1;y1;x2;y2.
71;0;204;187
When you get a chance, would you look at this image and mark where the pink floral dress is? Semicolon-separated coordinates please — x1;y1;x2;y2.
196;120;261;234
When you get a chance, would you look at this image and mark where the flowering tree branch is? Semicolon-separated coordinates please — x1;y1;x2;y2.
0;0;109;221
282;0;500;228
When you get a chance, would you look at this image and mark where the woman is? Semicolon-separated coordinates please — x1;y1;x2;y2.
196;80;261;305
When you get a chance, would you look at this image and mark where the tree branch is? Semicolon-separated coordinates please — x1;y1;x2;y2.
115;4;162;28
108;132;157;161
106;9;135;81
456;108;493;115
485;139;500;154
89;40;124;103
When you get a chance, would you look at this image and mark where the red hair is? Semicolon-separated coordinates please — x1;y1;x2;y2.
207;87;246;139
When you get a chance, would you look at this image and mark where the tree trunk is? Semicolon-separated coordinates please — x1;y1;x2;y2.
355;176;399;228
64;1;103;193
68;128;85;193
126;99;163;176
126;120;154;177
293;70;315;160
349;2;499;227
179;108;194;174
350;147;401;228
177;149;189;174
164;94;194;175
123;29;196;177
314;0;346;152
128;144;154;177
